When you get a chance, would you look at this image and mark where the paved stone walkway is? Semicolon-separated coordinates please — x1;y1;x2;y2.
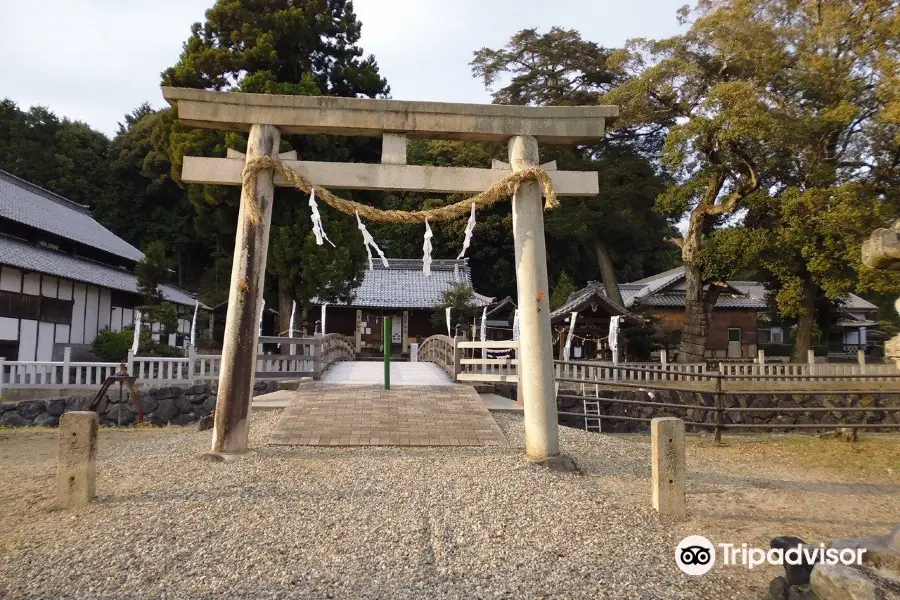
321;361;452;386
268;383;506;446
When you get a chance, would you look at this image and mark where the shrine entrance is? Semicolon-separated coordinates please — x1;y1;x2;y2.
162;86;617;461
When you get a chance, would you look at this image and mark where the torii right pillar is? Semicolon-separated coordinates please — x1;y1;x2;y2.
509;135;559;460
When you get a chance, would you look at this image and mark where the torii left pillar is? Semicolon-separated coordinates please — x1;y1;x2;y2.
205;124;280;459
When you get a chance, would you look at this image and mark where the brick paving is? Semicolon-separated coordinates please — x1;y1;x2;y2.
268;383;506;446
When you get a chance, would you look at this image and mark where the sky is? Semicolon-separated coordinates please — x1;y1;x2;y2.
0;0;689;137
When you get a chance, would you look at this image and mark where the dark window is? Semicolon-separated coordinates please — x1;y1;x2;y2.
728;328;741;343
0;340;18;360
40;296;74;324
110;290;138;309
0;290;40;320
0;290;72;324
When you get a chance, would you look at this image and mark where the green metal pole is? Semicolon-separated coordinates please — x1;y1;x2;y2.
383;315;391;390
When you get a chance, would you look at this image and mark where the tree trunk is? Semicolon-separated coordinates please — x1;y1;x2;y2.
278;279;292;355
677;264;720;363
792;278;817;362
592;237;624;306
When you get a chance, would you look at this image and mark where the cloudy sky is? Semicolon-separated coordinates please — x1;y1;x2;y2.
1;0;688;137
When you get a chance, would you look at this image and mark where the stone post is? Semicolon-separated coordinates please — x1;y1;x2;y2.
208;124;280;459
651;417;686;519
56;411;98;509
63;346;71;386
509;135;559;461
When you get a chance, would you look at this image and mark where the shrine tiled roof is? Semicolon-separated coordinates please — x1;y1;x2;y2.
315;258;492;309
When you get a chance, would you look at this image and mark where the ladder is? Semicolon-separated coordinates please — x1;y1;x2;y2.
583;385;602;433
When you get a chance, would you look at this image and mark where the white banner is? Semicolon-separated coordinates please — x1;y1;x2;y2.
457;202;476;259
608;315;621;364
422;219;433;276
189;299;199;348
446;307;452;338
512;309;520;340
321;303;327;335
131;310;142;355
259;298;265;336
480;305;488;359
289;300;296;338
564;311;578;362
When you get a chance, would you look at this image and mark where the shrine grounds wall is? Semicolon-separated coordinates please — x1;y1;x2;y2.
557;388;900;433
0;380;279;428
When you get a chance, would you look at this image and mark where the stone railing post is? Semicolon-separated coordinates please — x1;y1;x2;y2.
62;346;72;386
127;349;135;379
56;411;98;509
652;417;686;519
188;345;197;384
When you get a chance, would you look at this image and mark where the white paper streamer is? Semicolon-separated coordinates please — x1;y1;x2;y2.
289;300;296;338
189;299;199;348
446;307;452;338
356;211;389;270
608;315;621;364
422;219;433;276
564;311;578;362
321;303;327;335
309;189;335;247
131;310;142;355
457;202;476;259
512;309;520;341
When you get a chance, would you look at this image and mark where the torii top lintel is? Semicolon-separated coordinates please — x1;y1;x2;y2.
161;87;618;145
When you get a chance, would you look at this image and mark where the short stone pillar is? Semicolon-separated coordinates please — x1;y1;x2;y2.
56;411;98;509
651;417;686;519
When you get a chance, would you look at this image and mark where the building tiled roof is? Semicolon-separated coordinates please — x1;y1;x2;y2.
0;234;201;307
550;281;643;325
0;169;143;262
637;291;768;309
621;268;767;309
316;258;492;309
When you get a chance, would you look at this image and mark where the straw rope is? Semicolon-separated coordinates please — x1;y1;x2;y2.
239;155;558;225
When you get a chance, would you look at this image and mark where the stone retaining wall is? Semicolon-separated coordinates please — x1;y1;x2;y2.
558;389;900;433
0;380;279;428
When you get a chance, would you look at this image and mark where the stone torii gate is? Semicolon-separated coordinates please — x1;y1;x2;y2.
161;87;618;461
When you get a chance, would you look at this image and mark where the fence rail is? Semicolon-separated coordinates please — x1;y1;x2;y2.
456;340;519;382
0;335;354;394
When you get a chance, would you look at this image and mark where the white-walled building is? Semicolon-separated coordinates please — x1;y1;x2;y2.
0;170;202;361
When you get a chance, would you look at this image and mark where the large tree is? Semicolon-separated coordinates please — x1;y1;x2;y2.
161;0;389;335
604;0;900;361
0;100;110;208
471;27;678;306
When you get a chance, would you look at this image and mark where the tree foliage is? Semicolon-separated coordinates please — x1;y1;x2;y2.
605;0;900;361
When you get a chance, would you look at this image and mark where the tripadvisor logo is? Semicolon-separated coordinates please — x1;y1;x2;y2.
675;535;866;575
675;536;716;576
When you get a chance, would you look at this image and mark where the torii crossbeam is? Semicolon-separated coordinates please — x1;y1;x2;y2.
162;87;618;462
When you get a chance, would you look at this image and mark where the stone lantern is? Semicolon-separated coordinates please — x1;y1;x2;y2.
861;219;900;368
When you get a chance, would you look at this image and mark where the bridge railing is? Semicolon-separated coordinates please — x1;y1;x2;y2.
319;333;356;373
418;335;456;379
456;341;519;383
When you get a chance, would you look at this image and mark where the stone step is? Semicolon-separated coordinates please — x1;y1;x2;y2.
276;377;313;391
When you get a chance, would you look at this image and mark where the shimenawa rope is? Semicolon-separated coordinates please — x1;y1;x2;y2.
239;155;558;225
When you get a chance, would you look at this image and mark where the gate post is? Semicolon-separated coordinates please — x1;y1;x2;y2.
207;123;280;459
509;135;560;460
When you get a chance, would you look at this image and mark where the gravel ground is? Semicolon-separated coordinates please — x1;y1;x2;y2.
0;412;753;600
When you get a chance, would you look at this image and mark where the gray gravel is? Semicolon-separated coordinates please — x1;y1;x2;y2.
1;412;748;599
